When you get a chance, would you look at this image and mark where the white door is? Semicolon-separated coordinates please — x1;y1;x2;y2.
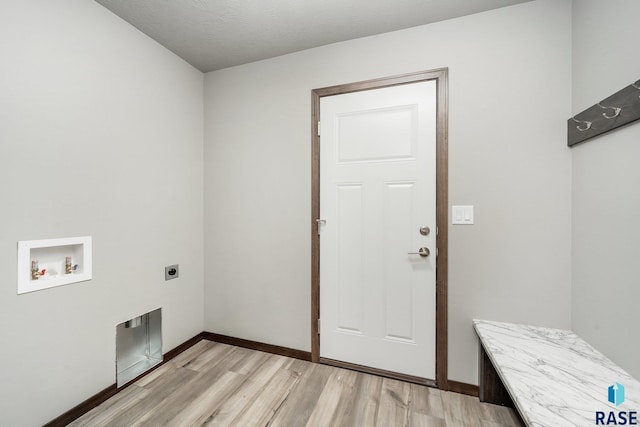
319;81;437;379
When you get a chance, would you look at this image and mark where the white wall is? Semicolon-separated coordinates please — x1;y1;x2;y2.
204;0;573;385
0;1;204;425
571;0;640;379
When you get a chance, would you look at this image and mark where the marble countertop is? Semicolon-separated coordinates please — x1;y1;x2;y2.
474;320;640;427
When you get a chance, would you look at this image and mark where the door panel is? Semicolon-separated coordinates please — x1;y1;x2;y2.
336;105;417;163
383;181;416;343
336;183;364;334
319;81;437;379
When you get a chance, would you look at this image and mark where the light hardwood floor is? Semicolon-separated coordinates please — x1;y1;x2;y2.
70;340;524;427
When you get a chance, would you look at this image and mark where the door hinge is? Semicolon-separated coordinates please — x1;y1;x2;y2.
317;318;321;334
317;121;321;137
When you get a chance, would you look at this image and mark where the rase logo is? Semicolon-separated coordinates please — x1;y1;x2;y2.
610;383;626;406
596;383;637;425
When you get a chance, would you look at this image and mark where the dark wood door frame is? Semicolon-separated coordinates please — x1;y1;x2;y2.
311;68;449;390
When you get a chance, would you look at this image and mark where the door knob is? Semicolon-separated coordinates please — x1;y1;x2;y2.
408;247;430;257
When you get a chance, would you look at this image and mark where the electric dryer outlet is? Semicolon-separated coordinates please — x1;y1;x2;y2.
165;264;179;280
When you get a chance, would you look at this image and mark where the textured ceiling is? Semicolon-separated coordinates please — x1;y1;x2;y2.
94;0;531;73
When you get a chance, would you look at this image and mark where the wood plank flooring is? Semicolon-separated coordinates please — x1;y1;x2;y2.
69;340;524;427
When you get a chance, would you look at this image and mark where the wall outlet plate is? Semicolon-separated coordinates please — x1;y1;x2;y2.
165;264;179;280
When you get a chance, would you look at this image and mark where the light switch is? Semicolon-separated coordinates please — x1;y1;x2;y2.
452;205;474;225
